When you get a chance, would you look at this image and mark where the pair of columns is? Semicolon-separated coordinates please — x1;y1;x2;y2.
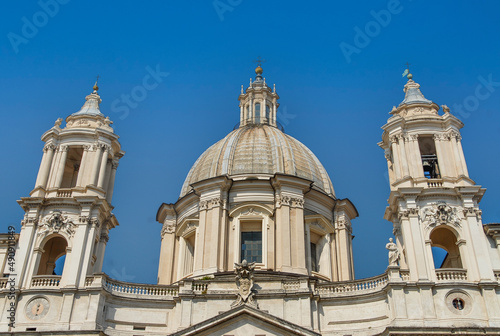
35;142;117;191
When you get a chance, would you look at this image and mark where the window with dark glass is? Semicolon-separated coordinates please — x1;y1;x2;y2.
255;103;261;123
241;231;262;263
310;242;318;272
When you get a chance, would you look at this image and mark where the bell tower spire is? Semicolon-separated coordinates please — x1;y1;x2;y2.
238;66;280;128
16;82;124;290
379;73;494;284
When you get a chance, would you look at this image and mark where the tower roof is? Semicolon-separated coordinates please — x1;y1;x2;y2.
71;82;104;117
399;75;432;106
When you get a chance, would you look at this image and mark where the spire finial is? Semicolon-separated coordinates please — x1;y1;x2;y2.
93;75;100;92
402;62;412;80
253;56;266;75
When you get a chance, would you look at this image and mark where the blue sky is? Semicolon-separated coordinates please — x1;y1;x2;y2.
2;1;499;283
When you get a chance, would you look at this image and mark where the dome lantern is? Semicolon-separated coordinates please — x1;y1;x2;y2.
238;66;280;128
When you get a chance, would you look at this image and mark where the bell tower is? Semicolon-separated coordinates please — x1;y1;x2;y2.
15;82;124;289
379;73;495;283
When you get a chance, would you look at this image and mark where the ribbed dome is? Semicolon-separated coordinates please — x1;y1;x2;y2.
180;124;335;197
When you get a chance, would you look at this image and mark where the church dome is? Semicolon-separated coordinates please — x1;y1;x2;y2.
180;124;335;197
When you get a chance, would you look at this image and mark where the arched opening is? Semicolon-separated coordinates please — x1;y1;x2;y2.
37;236;68;275
430;227;462;269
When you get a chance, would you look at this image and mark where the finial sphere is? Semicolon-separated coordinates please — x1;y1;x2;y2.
255;65;263;75
407;73;413;80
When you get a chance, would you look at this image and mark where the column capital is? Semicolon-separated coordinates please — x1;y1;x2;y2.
43;143;56;152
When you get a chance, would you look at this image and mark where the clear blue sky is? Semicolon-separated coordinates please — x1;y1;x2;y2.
2;1;499;283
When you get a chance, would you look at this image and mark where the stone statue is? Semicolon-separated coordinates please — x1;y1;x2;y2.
386;238;400;266
231;259;258;308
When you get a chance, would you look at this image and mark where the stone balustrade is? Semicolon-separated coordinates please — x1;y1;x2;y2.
103;277;178;298
192;282;209;293
56;189;73;197
316;273;388;297
435;268;467;281
427;179;443;188
31;275;61;288
0;278;8;289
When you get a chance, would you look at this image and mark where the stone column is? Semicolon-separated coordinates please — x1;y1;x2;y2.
94;232;109;273
463;207;494;281
90;144;103;186
398;210;422;281
455;133;469;176
398;134;410;177
433;133;448;178
207;197;222;273
55;145;69;188
35;144;56;188
408;134;424;178
193;200;207;275
158;224;176;284
290;197;306;274
106;161;119;202
450;132;465;176
336;217;353;281
390;135;402;180
305;224;311;273
97;147;109;189
76;145;90;187
275;195;292;272
407;209;430;280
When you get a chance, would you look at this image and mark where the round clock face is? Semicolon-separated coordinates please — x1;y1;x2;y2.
25;297;49;320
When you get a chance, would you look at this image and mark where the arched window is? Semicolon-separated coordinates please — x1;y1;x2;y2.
430;227;462;268
266;105;271;121
37;236;68;275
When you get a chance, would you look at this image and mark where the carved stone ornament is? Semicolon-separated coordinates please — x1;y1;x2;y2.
231;260;258;309
398;208;419;220
421;202;462;229
162;222;176;235
38;210;76;237
275;195;291;207
291;197;304;208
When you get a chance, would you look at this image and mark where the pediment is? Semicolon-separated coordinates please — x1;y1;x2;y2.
171;304;320;336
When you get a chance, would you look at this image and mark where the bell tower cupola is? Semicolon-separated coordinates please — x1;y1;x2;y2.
16;81;124;290
238;66;280;127
380;72;494;284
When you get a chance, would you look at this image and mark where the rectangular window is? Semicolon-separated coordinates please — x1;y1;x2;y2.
310;242;318;272
241;231;262;263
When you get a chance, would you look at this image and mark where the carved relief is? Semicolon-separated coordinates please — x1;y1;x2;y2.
275;195;291;207
463;207;482;218
421;202;462;229
38;210;76;238
231;260;258;309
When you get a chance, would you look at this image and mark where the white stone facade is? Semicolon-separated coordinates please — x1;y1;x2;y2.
0;70;499;336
